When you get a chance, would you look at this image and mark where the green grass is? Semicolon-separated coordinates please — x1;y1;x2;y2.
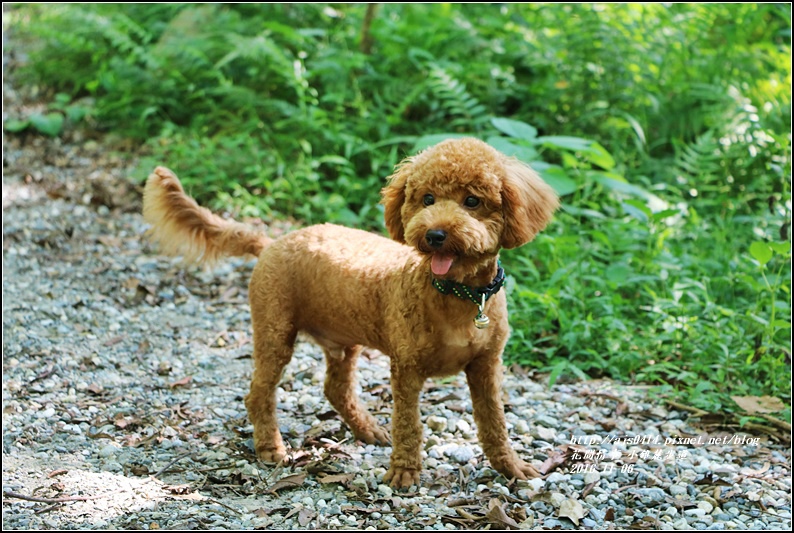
5;3;790;422
502;205;791;413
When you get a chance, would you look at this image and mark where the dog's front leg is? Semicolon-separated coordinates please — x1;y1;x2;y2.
383;365;425;489
465;355;540;480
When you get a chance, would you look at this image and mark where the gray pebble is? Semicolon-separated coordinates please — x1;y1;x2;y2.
530;501;552;513
102;461;123;472
545;472;568;484
447;445;475;464
426;415;447;432
534;415;559;428
99;445;118;458
636;488;666;503
669;484;689;497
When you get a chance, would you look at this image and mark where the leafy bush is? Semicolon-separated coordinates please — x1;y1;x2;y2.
6;3;790;418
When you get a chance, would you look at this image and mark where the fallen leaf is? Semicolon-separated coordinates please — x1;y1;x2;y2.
316;472;354;486
87;430;113;440
694;473;732;486
581;481;597;499
455;507;483;521
102;335;124;346
732;395;785;414
288;450;314;468
267;472;307;494
442;515;477;529
340;505;383;515
163;484;192;495
517;517;534;528
636;516;659;529
113;415;143;429
447;498;478;507
169;375;192;388
47;469;68;478
130;464;150;476
297;508;315;527
218;286;239;302
538;444;586;474
558;498;585;525
304;459;343;475
436;393;463;402
740;462;771;477
486;499;519;530
170;491;204;502
284;505;303;520
29;365;57;384
511;506;528;523
97;235;122;248
123;277;141;290
86;383;104;395
136;339;151;355
446;402;467;413
598;418;617;431
604;507;615;521
539;451;569;475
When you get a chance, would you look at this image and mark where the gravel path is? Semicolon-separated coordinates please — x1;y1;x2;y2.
2;56;791;532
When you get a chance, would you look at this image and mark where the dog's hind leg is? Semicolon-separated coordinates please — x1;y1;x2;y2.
244;314;297;464
323;345;390;446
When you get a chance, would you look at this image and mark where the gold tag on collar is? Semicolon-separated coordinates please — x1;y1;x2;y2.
474;312;490;329
474;293;490;329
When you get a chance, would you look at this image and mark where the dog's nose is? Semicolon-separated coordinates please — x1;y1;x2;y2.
425;229;447;249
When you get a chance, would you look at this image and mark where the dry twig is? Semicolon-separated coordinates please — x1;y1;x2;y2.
3;490;112;504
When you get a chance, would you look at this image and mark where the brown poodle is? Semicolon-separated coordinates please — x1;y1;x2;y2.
142;137;559;488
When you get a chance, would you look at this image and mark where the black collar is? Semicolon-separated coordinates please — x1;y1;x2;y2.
432;262;505;306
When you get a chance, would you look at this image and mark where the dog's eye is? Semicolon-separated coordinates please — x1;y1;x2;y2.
423;194;435;207
463;196;481;208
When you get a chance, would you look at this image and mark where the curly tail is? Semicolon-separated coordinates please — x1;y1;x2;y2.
142;167;271;265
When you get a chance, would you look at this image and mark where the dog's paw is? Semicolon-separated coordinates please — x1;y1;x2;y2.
383;466;420;489
493;458;541;480
354;425;391;446
255;445;287;464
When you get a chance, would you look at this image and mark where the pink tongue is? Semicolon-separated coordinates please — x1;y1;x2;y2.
431;254;454;276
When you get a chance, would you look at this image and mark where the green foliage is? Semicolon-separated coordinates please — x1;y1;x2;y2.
7;3;790;417
4;92;90;137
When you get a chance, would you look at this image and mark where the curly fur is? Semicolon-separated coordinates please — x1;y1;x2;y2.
142;137;559;488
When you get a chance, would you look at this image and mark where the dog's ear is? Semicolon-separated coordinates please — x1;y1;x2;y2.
380;159;412;242
500;158;560;249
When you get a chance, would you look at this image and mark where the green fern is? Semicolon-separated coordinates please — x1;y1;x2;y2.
215;33;294;77
427;65;489;132
674;130;723;179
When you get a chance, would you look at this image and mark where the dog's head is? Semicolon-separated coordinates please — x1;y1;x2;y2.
381;137;559;278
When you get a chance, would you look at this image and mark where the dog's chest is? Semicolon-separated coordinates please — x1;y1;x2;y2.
419;325;497;376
